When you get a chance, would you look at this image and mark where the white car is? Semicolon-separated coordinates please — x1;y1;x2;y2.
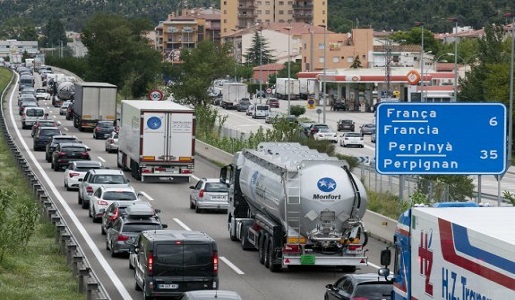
64;160;105;190
313;127;339;143
89;186;140;223
340;132;365;148
35;88;50;101
105;131;119;153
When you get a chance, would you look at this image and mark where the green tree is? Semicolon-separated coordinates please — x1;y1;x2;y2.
41;18;67;48
81;13;161;98
244;31;275;67
276;61;301;78
170;41;235;107
290;105;306;117
0;17;37;41
350;56;362;68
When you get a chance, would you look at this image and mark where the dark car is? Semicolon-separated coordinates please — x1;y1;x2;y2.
332;101;347;111
236;98;251;112
360;123;376;135
298;122;314;137
266;98;280;108
93;121;115;139
66;102;74;120
45;135;82;162
33;127;62;151
324;273;393;300
31;119;60;137
106;204;167;257
51;142;91;171
337;119;355;132
101;202;160;235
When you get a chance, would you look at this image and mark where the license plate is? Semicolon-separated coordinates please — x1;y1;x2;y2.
300;254;316;265
159;284;178;289
212;196;226;200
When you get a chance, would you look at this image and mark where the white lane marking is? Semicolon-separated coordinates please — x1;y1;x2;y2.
53;115;56;119
220;256;245;275
138;191;154;201
96;156;106;163
7;80;133;300
191;174;200;181
173;218;192;231
63;127;69;131
368;261;381;270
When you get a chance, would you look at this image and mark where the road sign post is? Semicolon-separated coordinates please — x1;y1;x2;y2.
148;89;164;101
376;103;507;175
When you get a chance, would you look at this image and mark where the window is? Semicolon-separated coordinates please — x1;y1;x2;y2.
223;10;226;14
265;10;270;14
318;43;325;50
278;1;284;4
279;10;284;14
332;56;340;63
319;56;325;63
265;1;270;5
347;57;354;63
223;1;226;4
257;10;262;14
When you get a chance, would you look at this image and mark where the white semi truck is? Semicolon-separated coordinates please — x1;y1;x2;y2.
379;204;515;299
73;82;117;131
275;78;300;100
220;142;369;272
299;77;316;100
117;100;195;183
221;82;249;109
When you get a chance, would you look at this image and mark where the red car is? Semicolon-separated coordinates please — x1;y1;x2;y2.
31;119;60;137
266;98;280;108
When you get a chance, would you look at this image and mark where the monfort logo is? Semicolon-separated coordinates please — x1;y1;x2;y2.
313;194;341;200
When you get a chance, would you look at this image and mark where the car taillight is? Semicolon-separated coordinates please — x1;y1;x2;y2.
57;152;66;157
148;251;154;276
86;186;93;194
69;172;80;178
348;244;362;251
110;209;119;221
198;189;205;198
81;152;90;158
98;200;108;206
108;139;114;144
95;127;101;132
213;251;219;274
117;234;129;241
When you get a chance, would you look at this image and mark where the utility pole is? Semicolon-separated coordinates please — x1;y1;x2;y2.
384;39;392;101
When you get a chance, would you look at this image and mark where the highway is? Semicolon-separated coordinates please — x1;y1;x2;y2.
5;75;389;299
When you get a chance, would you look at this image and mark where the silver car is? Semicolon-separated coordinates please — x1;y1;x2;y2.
89;186;139;223
189;178;229;213
105;131;119;153
78;169;130;209
64;160;105;190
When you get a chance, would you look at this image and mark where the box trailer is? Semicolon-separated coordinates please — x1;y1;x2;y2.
117;100;195;183
73;82;117;131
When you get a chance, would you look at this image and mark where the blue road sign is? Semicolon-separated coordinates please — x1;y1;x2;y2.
376;103;507;175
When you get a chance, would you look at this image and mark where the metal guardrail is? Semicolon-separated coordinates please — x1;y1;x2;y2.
0;68;110;300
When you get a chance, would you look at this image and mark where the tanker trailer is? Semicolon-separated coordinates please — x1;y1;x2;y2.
52;78;75;107
220;142;369;272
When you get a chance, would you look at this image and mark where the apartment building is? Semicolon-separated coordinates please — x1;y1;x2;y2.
155;8;221;62
220;0;327;35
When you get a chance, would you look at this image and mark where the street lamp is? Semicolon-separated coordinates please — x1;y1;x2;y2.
285;25;292;115
257;24;263;104
448;17;459;102
505;12;515;167
319;24;327;123
416;22;425;102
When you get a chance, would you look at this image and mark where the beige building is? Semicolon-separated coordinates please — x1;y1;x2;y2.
220;0;327;35
155;8;221;62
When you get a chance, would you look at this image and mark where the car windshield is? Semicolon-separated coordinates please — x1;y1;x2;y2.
204;182;228;193
93;175;127;184
62;146;86;153
354;283;392;298
340;120;353;124
122;223;161;233
98;122;113;128
256;105;269;110
346;133;362;137
36;89;46;93
26;109;44;117
38;121;56;127
318;128;333;133
40;129;61;136
364;124;375;128
76;166;102;172
103;191;137;201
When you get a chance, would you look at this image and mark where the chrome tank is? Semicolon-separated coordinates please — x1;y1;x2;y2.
57;81;75;100
237;143;368;241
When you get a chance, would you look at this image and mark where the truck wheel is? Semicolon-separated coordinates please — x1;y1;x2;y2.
268;242;281;272
258;233;267;265
78;193;82;205
228;217;238;241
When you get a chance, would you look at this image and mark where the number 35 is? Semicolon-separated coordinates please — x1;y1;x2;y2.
480;150;498;159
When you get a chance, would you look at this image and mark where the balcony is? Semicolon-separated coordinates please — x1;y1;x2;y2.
293;4;313;10
293;11;313;20
238;13;255;19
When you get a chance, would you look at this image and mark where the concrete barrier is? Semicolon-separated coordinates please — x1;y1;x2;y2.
194;140;396;244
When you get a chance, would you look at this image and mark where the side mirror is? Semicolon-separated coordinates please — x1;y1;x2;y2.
162;224;168;229
129;245;136;253
189;186;195;189
154;209;161;214
380;249;391;266
325;284;334;289
57;121;62;126
78;178;83;182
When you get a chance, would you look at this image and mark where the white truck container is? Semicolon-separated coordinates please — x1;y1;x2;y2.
275;78;300;100
299;77;316;100
221;83;249;109
379;205;515;300
25;58;34;69
220;142;369;272
73;82;117;131
117;100;195;183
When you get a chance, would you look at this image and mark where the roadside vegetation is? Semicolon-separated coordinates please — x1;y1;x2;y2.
0;68;82;299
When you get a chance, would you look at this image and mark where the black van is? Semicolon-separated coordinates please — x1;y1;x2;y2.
131;230;219;299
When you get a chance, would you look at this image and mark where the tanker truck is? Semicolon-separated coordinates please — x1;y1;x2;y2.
52;76;76;107
220;142;369;272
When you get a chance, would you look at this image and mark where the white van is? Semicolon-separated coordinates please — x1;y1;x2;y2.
252;104;270;119
22;107;46;129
